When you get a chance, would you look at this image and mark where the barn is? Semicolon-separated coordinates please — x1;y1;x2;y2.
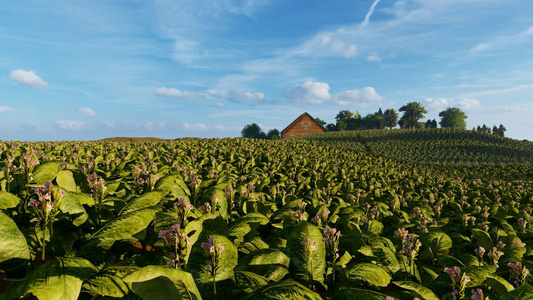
281;112;326;139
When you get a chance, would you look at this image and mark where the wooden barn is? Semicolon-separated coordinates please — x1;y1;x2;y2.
281;112;326;139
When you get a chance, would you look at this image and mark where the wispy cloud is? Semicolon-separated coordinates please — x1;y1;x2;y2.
0;106;14;112
425;97;481;112
57;120;86;130
284;81;382;107
9;70;48;88
155;87;265;104
361;0;381;28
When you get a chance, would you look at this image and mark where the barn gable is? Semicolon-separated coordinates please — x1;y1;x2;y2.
281;112;326;139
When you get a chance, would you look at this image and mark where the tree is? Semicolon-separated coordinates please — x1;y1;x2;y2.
336;120;347;131
424;119;432;129
383;108;399;130
335;110;354;122
325;123;337;131
431;119;438;128
399;102;428;129
493;124;506;137
241;123;266;139
314;117;327;128
267;129;281;140
438;107;468;129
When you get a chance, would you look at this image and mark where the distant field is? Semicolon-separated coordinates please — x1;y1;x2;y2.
1;130;532;299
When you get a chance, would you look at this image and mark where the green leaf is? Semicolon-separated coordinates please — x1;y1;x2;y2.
420;230;453;256
393;281;439;300
485;274;515;295
9;257;97;300
471;228;493;250
285;221;326;286
333;288;389;300
123;265;201;300
342;263;392;288
60;192;88;226
121;191;162;214
234;271;268;294
56;169;78;192
78;207;159;258
463;265;497;286
83;266;138;298
0;191;20;209
32;161;61;184
187;233;238;283
243;279;322;300
500;283;533;300
0;212;30;270
237;249;290;282
367;220;384;235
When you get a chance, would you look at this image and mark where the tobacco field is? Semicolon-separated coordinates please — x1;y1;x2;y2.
1;128;533;299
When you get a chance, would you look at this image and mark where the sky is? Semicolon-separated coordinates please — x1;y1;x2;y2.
1;0;533;141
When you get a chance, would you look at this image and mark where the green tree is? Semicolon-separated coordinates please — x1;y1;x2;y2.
335;110;354;122
314;118;327;128
336;120;347;131
438;107;468;129
383;108;399;130
399;102;428;129
493;124;506;137
267;129;281;140
431;119;438;128
425;119;432;129
241;123;266;139
325;123;337;131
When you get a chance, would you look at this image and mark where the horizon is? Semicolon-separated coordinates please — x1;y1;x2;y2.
1;0;533;141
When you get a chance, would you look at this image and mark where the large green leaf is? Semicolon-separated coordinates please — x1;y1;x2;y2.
0;191;20;209
471;228;493;250
3;257;97;300
56;169;78;192
234;271;269;294
187;233;238;283
500;283;533;300
420;230;453;257
121;191;162;214
32;161;61;184
122;265;201;300
393;281;439;300
341;262;392;288
485;274;515;295
243;279;322;300
285;221;326;286
333;288;389;300
78;207;159;258
0;212;30;271
83;266;138;298
463;265;497;286
236;248;290;282
60;192;88;226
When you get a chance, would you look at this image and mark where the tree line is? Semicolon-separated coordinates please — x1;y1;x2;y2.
241;101;506;138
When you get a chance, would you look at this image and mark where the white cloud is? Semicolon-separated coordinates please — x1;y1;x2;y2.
76;107;97;116
471;43;490;52
335;87;383;107
57;120;86;130
182;123;208;130
215;125;226;130
155;87;206;100
284;81;382;107
9;69;48;88
284;81;331;104
297;35;357;58
366;53;381;62
227;90;265;103
0;106;14;112
215;102;225;108
425;97;481;111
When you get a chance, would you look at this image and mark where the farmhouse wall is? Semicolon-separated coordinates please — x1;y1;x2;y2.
282;113;325;138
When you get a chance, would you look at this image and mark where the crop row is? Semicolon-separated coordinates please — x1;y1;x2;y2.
0;137;532;299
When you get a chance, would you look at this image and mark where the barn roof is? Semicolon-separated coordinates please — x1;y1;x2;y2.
281;112;326;133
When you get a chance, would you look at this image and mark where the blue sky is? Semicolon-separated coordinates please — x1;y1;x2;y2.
1;0;532;141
